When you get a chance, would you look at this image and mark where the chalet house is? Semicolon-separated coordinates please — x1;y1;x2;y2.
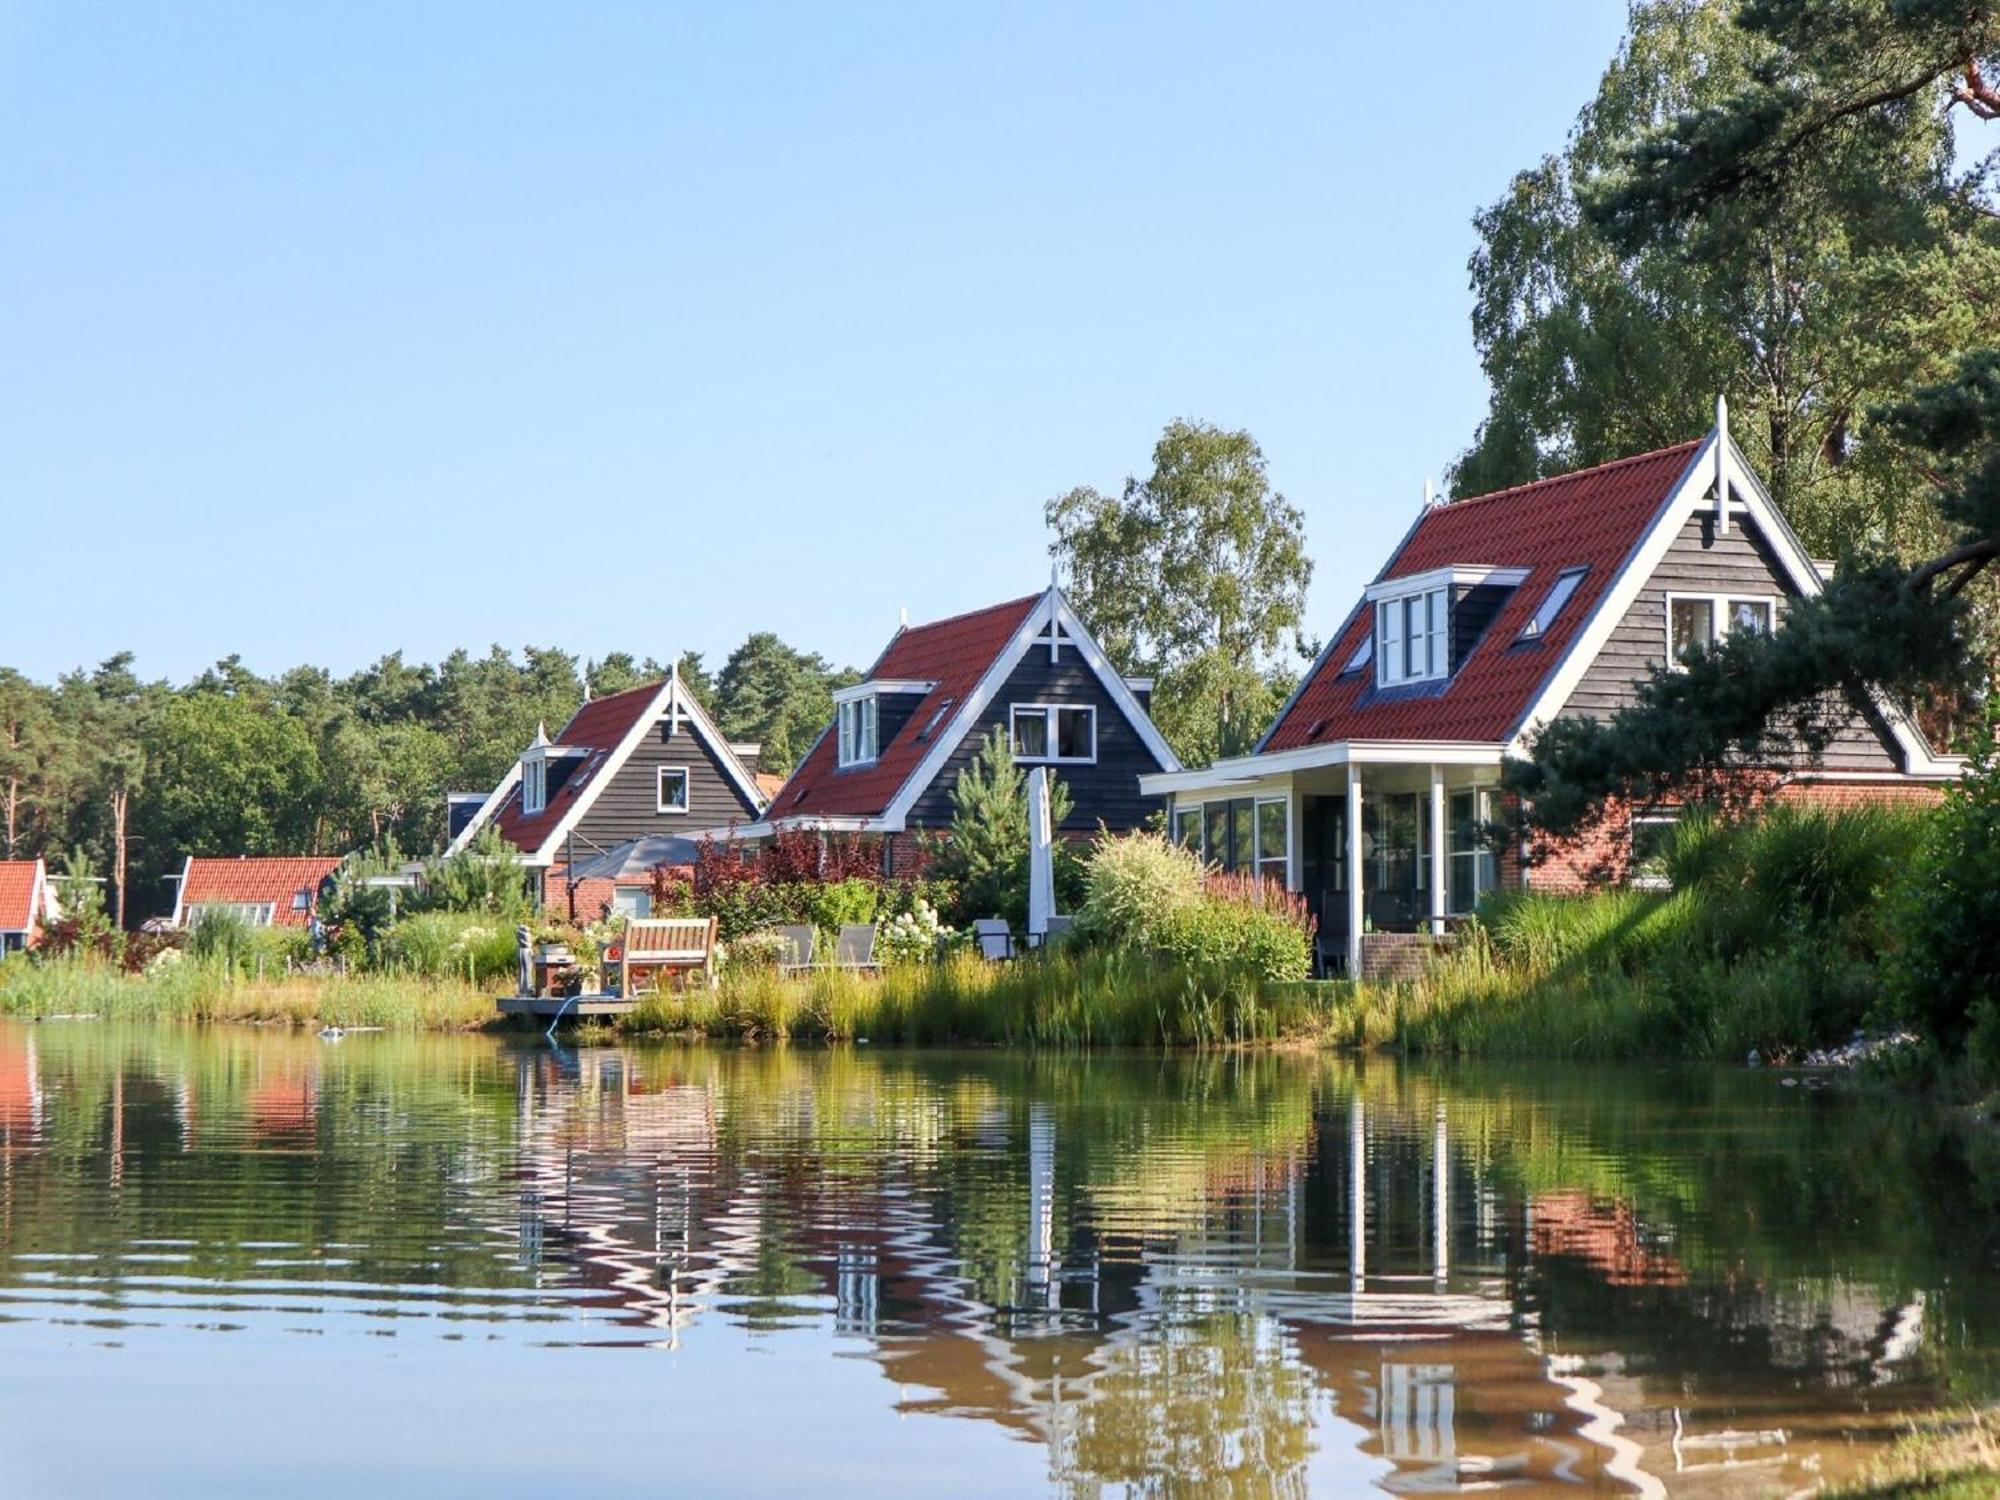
446;669;768;914
739;583;1182;869
170;855;346;929
0;859;60;953
1139;410;1963;977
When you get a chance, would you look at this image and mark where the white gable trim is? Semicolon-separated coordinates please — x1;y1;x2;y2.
442;762;522;856
874;586;1184;833
167;855;194;929
664;673;772;813
523;678;681;861
1505;437;1716;754
445;674;771;861
1511;431;1957;776
1723;436;1961;777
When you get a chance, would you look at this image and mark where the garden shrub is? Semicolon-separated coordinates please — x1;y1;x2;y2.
878;900;956;965
1154;874;1312;984
1887;718;2000;1048
1076;831;1205;947
803;877;880;934
379;912;517;982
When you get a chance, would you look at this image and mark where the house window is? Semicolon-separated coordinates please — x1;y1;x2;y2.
1668;593;1778;666
291;889;312;912
1520;567;1587;641
1255;799;1288;886
657;766;690;814
1728;598;1773;635
1010;704;1096;763
188;902;276;928
1173;807;1202;849
1341;634;1373;676
838;697;878;767
1630;810;1681;889
522;757;548;816
1376;587;1448;687
611;887;651;920
1448;789;1497;914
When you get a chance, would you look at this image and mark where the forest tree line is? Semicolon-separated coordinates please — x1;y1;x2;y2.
0;636;856;925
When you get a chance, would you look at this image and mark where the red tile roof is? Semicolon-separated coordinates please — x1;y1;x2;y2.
770;593;1042;821
1265;442;1701;749
178;856;346;926
0;861;48;936
491;681;664;856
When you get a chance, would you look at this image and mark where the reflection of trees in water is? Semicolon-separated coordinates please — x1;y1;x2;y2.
10;1027;2000;1491
1050;1309;1314;1500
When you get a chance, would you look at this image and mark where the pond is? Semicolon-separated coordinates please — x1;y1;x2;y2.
1;1021;1995;1497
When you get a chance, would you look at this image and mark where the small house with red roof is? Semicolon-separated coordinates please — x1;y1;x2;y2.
740;583;1182;868
444;668;768;913
1141;410;1962;976
170;855;346;929
0;859;60;953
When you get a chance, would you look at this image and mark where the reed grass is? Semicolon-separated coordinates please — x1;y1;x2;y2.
0;956;495;1030
1829;1409;2000;1498
627;949;1347;1047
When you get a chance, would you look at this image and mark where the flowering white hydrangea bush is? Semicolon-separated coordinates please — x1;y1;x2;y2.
879;901;954;965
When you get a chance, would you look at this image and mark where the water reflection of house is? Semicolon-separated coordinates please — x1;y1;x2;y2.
1530;1192;1686;1288
499;1057;1690;1496
0;1030;40;1145
247;1068;317;1144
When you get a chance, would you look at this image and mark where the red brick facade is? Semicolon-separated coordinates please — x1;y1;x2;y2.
1513;775;1947;893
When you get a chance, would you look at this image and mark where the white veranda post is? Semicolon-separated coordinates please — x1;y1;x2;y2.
1429;765;1447;936
1345;765;1364;977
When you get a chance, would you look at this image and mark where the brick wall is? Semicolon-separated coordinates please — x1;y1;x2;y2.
1518;774;1948;893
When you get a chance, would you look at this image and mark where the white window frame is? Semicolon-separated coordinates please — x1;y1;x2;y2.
1252;796;1289;887
837;697;878;768
656;765;690;814
611;886;652;920
1664;592;1781;669
1009;703;1097;764
1629;810;1681;890
1519;567;1587;642
188;901;276;928
1375;586;1449;688
521;756;548;816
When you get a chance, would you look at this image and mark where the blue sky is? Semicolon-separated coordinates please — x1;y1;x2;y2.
1;2;1630;685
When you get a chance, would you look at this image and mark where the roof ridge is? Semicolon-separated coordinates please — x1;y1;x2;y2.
893;590;1044;639
1447;439;1701;511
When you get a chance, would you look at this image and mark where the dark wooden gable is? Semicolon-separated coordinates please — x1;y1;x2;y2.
1566;511;1903;770
571;706;761;844
905;641;1169;833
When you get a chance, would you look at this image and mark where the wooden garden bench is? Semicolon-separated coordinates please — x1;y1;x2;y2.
619;916;717;994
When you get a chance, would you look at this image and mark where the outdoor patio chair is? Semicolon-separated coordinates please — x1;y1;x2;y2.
973;919;1015;961
773;924;816;974
829;923;879;973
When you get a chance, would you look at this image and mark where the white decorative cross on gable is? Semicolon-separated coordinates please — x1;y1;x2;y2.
1034;617;1075;664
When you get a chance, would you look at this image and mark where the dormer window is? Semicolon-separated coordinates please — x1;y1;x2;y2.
838;696;878;767
521;756;548;815
1376;587;1447;688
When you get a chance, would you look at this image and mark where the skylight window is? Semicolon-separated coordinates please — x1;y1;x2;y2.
1519;567;1587;641
1341;635;1372;676
915;697;956;741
